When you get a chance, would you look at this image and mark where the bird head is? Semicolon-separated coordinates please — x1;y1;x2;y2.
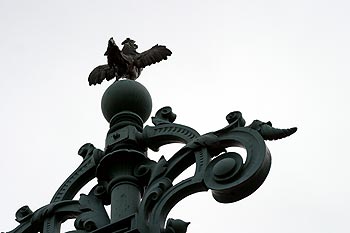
122;38;138;49
109;37;116;46
104;37;118;55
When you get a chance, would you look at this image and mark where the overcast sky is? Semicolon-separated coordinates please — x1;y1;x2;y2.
1;1;349;232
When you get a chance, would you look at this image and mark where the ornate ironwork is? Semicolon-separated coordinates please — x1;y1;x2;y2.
3;38;296;233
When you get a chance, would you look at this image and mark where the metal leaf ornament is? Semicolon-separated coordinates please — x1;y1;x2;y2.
248;120;297;140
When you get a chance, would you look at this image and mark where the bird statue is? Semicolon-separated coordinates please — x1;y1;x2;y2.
88;37;172;85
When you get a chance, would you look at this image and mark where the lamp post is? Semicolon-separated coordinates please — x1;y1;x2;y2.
4;38;296;233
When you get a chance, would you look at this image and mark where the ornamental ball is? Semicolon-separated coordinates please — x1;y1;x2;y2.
101;80;152;123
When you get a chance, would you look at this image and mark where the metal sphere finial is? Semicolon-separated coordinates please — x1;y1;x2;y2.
101;79;152;123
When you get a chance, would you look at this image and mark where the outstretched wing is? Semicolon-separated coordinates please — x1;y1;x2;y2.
133;45;172;68
88;64;115;86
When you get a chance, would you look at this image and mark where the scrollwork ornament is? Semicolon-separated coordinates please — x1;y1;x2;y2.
15;206;33;223
152;106;177;126
141;177;173;214
134;161;155;185
203;128;272;203
74;191;110;232
204;152;244;185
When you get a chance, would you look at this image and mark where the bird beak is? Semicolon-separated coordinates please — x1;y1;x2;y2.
109;37;116;45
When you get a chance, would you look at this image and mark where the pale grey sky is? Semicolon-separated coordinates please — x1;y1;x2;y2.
1;1;349;232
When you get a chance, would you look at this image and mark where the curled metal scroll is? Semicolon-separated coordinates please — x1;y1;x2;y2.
136;127;271;233
50;143;104;203
8;201;81;233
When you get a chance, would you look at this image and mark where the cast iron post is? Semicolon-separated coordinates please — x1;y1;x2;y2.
97;80;152;223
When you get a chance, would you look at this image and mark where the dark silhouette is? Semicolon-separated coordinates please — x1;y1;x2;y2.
88;38;172;85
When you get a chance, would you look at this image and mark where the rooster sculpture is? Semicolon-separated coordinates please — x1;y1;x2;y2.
88;37;172;85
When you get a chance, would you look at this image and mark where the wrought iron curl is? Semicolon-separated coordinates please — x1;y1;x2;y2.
137;123;272;233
